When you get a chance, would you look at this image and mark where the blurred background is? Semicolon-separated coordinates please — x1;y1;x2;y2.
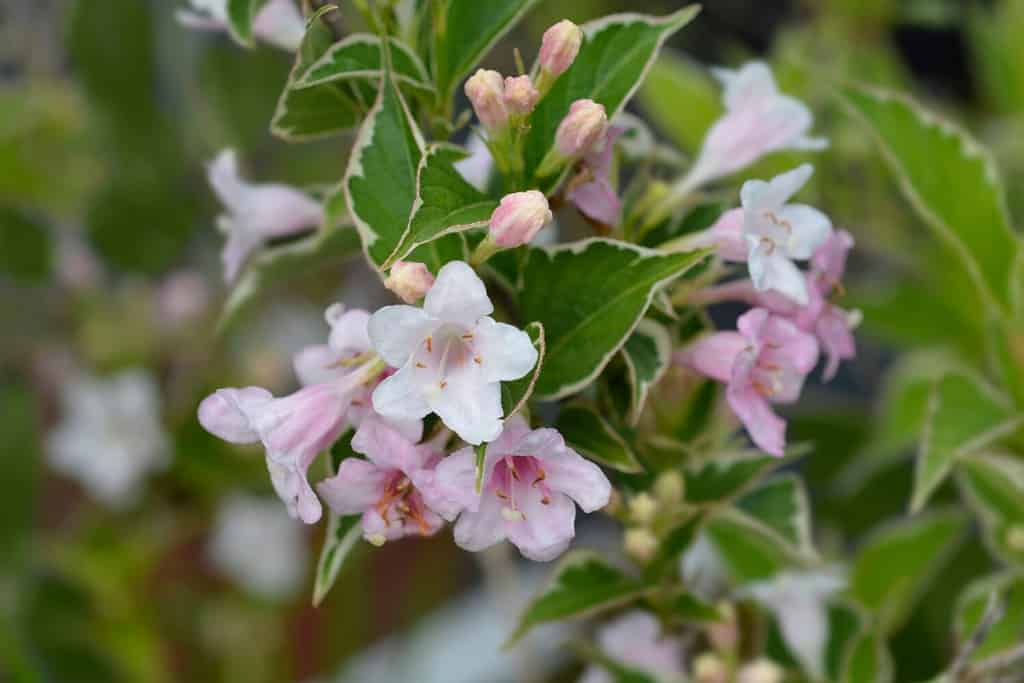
2;0;1021;680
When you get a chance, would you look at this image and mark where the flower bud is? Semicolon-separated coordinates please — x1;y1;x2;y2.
488;190;552;247
503;75;540;117
384;260;434;304
737;660;783;683
654;470;685;506
706;603;738;653
693;653;728;683
628;492;658;525
540;19;582;77
464;69;508;131
624;527;658;563
555;99;608;157
1007;524;1024;552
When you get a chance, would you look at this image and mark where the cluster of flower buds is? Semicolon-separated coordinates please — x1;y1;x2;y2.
199;261;612;560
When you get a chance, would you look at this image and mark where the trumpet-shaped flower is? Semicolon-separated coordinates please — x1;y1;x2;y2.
369;261;537;445
427;417;610;561
177;0;305;52
678;308;819;456
568;127;624;225
318;418;445;545
207;149;324;283
578;611;686;683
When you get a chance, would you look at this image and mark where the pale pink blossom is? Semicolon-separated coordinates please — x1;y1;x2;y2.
318;417;445;545
207;149;324;283
677;308;819;456
465;69;508;132
177;0;305;52
503;75;540;117
369;261;538;445
579;611;686;683
489;191;552;247
427;417;610;561
555;99;608;158
568;127;624;225
539;20;583;78
384;261;435;304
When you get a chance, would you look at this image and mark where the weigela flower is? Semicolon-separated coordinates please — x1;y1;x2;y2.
539;20;583;78
677;307;819;456
207;149;324;283
578;611;686;683
465;69;509;132
568;127;623;225
489;190;553;247
684;61;826;190
369;261;538;445
384;261;435;304
555;99;609;158
318;417;445;546
503;75;541;117
177;0;306;52
427;417;611;561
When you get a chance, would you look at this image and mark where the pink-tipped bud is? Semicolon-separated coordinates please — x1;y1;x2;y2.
489;190;552;247
540;19;582;77
384;261;434;304
555;99;607;157
464;69;508;131
503;75;540;117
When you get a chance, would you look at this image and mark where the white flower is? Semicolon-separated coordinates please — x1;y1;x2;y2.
741;164;832;305
369;261;538;445
679;531;730;602
579;610;686;683
742;569;846;680
208;493;309;600
207;149;324;283
47;369;170;508
177;0;305;52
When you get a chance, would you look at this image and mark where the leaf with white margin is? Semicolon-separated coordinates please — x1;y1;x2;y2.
523;7;701;186
500;322;545;418
704;508;807;583
684;450;778;504
840;633;893;683
343;60;425;269
958;452;1024;566
506;551;650;646
912;371;1021;513
226;0;270;46
295;33;432;93
842;85;1020;314
383;144;499;268
514;239;709;400
312;434;364;606
621;319;672;425
954;571;1024;666
556;403;643;474
735;474;817;560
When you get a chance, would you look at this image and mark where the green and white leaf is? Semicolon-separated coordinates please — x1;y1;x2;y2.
954;571;1024;666
912;371;1020;512
621;319;673;425
684;451;777;505
841;633;894;683
312;514;362;606
704;508;806;583
556;403;643;474
226;0;270;46
824;601;868;682
501;321;545;418
296;34;432;93
506;551;649;645
849;509;968;634
842;85;1019;313
646;514;704;580
958;452;1024;566
524;7;701;185
513;239;708;399
735;475;817;560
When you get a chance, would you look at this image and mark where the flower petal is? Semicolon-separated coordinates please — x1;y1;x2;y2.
472;317;538;383
741;163;813;211
570;177;621;225
198;387;273;443
350;416;426;473
326;306;372;355
427;368;503;445
727;380;786;456
713;61;778;111
293;344;343;386
244;184;323;239
267;457;322;524
676;331;748;384
371;364;432;422
207;149;250;214
778;204;832;260
425;446;481;519
317;458;388;515
747;243;809;305
453;493;507;552
506;489;576;561
368;305;439;368
252;0;305;51
221;228;259;284
424;261;493;327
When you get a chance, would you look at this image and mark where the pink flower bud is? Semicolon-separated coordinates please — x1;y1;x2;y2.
503;75;540;117
464;69;508;131
540;19;582;77
489;190;552;247
384;261;435;304
555;99;607;157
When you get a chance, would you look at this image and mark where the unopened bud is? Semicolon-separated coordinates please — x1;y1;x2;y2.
539;20;582;78
707;603;738;653
465;69;508;131
737;660;784;683
1007;524;1024;552
693;653;728;683
488;190;552;247
384;260;434;303
628;492;658;526
555;99;608;157
624;527;658;563
654;470;685;506
503;75;540;117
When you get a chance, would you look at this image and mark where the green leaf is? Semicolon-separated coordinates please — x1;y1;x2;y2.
704;509;802;583
954;571;1024;666
824;601;867;682
523;7;701;184
842;85;1019;313
670;592;723;624
217;224;361;333
0;208;51;284
500;321;545;418
312;514;362;606
684;451;777;505
506;551;649;645
296;34;432;93
636;49;722;154
556;403;642;474
432;0;539;106
735;475;817;560
343;64;425;269
621;319;672;425
912;372;1020;512
849;509;968;634
0;383;40;580
406;232;470;274
958;452;1024;566
841;633;893;683
646;514;703;580
383;144;498;268
514;240;708;399
226;0;270;46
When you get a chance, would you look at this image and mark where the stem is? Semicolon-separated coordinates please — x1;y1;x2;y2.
305;0;345;40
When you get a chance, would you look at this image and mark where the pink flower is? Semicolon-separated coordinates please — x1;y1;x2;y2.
317;417;445;545
568;127;624;225
489;190;553;247
539;20;583;78
677;308;819;456
503;75;540;117
177;0;305;52
579;611;686;683
384;261;435;304
427;417;611;561
206;149;324;283
555;99;608;158
465;69;508;132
